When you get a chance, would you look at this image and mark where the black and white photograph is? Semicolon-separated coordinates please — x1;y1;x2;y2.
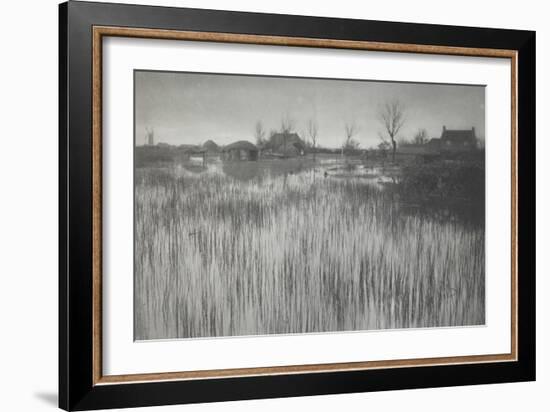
134;70;486;341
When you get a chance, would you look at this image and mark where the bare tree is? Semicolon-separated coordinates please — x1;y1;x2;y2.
146;127;155;146
280;113;295;134
342;123;359;156
379;100;405;163
413;128;428;145
254;121;266;147
280;114;295;155
307;119;318;161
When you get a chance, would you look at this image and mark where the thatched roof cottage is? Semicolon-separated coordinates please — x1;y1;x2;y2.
264;132;306;157
203;139;221;153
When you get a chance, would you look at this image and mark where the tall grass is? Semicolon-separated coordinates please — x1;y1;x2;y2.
134;164;484;340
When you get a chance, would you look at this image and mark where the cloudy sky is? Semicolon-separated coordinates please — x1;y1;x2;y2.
135;70;485;149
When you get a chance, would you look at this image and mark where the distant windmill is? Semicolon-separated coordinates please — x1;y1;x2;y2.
146;127;155;146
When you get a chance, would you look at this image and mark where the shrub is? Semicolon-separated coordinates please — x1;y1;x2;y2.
398;160;485;205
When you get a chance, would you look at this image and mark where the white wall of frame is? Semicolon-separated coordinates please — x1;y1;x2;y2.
0;0;547;411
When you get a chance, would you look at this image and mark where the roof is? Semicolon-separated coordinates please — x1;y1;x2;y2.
441;129;476;143
222;140;258;151
203;140;220;151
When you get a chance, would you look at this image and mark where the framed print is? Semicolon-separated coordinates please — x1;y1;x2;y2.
59;1;535;410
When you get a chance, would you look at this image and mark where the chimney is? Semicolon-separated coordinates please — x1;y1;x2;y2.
443;125;446;132
472;126;476;136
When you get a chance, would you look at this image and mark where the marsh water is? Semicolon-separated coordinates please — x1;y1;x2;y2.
134;157;485;340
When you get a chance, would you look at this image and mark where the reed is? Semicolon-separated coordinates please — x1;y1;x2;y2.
134;163;485;340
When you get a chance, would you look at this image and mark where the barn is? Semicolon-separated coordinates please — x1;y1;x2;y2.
222;140;259;161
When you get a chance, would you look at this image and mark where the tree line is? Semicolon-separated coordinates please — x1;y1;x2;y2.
254;99;406;163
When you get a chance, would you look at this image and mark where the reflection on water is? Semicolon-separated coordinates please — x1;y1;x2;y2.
181;163;207;174
172;157;484;229
222;161;263;181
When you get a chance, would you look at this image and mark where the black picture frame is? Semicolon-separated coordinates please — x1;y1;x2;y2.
59;1;536;410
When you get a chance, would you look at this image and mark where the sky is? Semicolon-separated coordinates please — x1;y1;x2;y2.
135;70;485;149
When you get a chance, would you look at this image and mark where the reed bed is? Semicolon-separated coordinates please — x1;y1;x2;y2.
134;164;484;340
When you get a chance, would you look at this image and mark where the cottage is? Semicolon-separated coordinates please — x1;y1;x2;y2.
439;126;477;152
264;132;306;157
397;126;478;162
222;140;259;161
